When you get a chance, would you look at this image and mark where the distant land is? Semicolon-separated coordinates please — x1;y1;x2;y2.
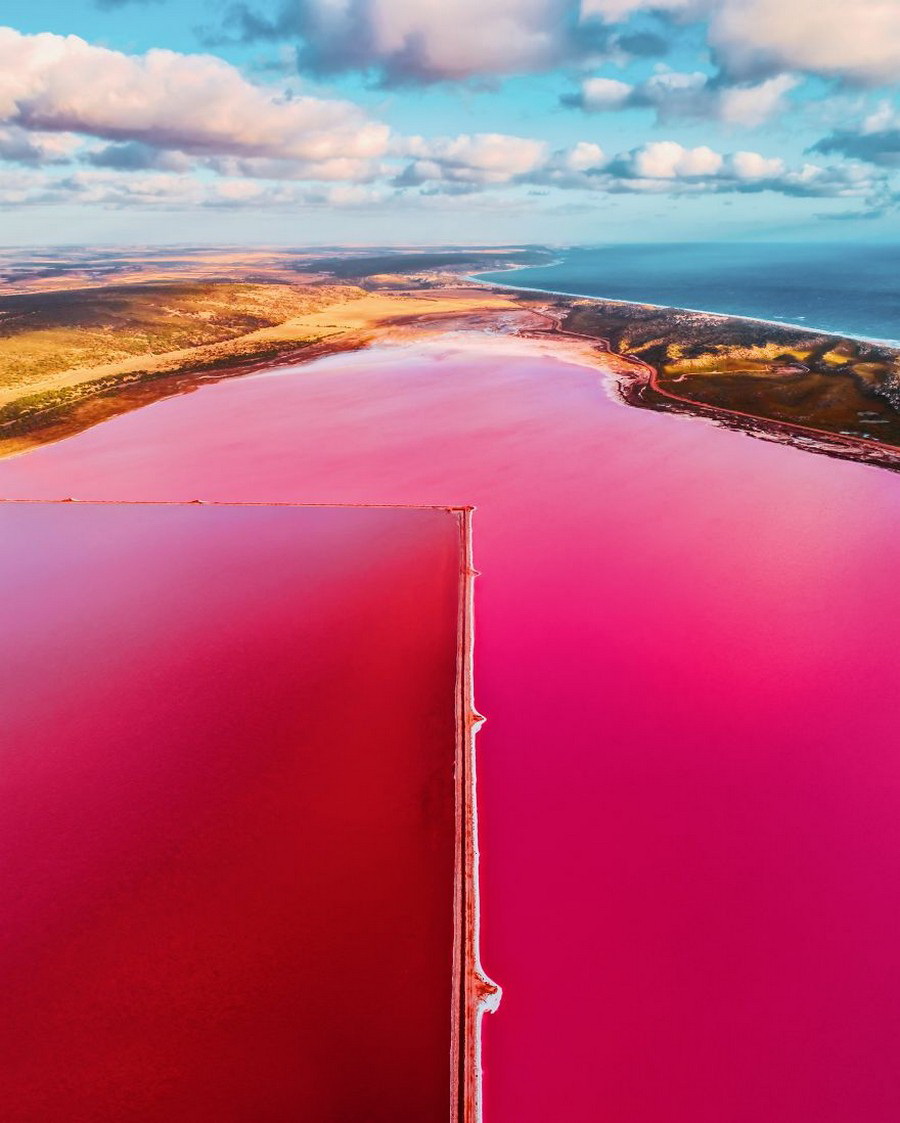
474;243;900;345
1;244;899;472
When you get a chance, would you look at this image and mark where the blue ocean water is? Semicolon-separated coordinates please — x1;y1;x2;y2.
473;243;900;344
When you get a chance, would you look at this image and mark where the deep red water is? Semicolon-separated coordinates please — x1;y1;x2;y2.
0;502;463;1122
2;334;900;1121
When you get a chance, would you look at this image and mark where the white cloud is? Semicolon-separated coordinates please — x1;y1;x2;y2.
708;0;900;86
0;27;389;175
396;133;548;184
0;125;81;165
586;0;900;86
229;0;900;87
536;139;881;202
222;0;637;83
628;141;723;178
565;141;606;171
577;77;633;110
354;0;571;77
726;150;786;180
569;70;798;127
716;75;799;127
226;0;900;88
0;21;883;222
0;135;881;215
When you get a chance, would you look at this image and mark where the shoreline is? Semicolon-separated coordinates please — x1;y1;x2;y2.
0;285;528;458
0;333;375;459
2;263;900;475
506;300;900;475
467;274;900;474
467;265;900;349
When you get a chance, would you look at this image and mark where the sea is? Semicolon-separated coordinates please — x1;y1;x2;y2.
473;242;900;345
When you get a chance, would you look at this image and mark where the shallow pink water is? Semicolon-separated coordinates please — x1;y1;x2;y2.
3;334;900;1121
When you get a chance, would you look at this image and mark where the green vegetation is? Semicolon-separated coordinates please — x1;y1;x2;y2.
560;298;900;451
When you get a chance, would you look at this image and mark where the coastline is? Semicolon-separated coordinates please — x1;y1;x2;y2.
3;257;900;475
464;268;900;472
501;296;900;475
468;264;900;349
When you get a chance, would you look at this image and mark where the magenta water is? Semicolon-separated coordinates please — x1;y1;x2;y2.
2;334;900;1122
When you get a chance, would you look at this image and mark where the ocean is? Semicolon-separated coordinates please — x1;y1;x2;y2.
473;242;900;344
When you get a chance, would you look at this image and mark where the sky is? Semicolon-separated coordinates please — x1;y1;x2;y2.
2;0;900;244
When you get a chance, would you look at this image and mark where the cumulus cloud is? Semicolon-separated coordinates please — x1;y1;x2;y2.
210;0;900;87
533;139;880;200
394;133;548;186
383;129;879;208
0;27;389;176
812;104;900;168
592;0;900;86
622;140;724;178
715;75;799;127
565;141;607;171
215;0;637;84
726;150;785;180
0;135;881;215
565;76;632;111
564;70;798;127
0;24;883;221
707;0;900;86
583;0;900;86
0;125;81;166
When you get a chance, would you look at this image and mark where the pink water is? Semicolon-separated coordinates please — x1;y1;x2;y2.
1;502;464;1122
2;333;900;1121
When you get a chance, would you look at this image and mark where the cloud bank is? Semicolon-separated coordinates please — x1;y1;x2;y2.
0;27;389;178
564;71;798;127
215;0;900;87
0;25;887;221
216;0;635;83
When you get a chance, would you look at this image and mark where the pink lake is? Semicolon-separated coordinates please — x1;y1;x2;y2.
2;332;900;1122
1;503;466;1122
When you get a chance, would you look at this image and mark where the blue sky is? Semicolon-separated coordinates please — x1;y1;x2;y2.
2;0;900;244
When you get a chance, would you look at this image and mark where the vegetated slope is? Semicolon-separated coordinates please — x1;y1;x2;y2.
0;282;350;394
561;298;900;448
